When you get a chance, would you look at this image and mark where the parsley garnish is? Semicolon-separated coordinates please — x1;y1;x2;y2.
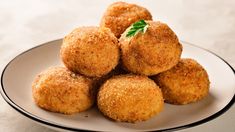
126;20;149;37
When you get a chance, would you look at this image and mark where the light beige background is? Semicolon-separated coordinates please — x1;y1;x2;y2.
0;0;235;131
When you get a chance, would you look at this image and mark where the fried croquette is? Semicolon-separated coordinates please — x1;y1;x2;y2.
60;26;120;77
32;67;95;114
100;1;152;38
119;21;182;76
153;58;210;105
97;75;164;123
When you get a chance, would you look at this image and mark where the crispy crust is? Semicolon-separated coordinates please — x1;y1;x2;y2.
32;67;95;114
60;26;120;77
97;74;164;123
153;58;210;105
119;21;182;75
100;1;152;38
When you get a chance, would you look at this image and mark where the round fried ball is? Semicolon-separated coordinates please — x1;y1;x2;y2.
100;1;152;38
32;67;95;114
119;21;182;76
60;26;120;77
97;75;164;123
153;58;210;105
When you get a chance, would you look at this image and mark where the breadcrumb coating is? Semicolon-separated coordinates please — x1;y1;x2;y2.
119;21;182;75
153;58;210;105
100;1;152;38
61;26;120;77
32;67;95;114
97;74;164;123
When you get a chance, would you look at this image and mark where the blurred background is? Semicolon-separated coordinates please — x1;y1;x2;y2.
0;0;234;132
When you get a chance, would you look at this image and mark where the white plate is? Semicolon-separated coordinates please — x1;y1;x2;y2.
1;39;235;132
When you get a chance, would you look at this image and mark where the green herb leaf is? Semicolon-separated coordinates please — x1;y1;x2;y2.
126;20;149;37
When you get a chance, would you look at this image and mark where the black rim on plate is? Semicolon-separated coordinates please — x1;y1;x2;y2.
0;39;235;132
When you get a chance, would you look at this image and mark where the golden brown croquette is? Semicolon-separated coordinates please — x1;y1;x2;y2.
32;67;95;114
97;75;164;123
119;21;182;76
153;58;210;105
100;1;152;38
60;26;120;77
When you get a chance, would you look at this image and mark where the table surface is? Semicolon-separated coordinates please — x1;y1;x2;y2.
0;0;235;132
